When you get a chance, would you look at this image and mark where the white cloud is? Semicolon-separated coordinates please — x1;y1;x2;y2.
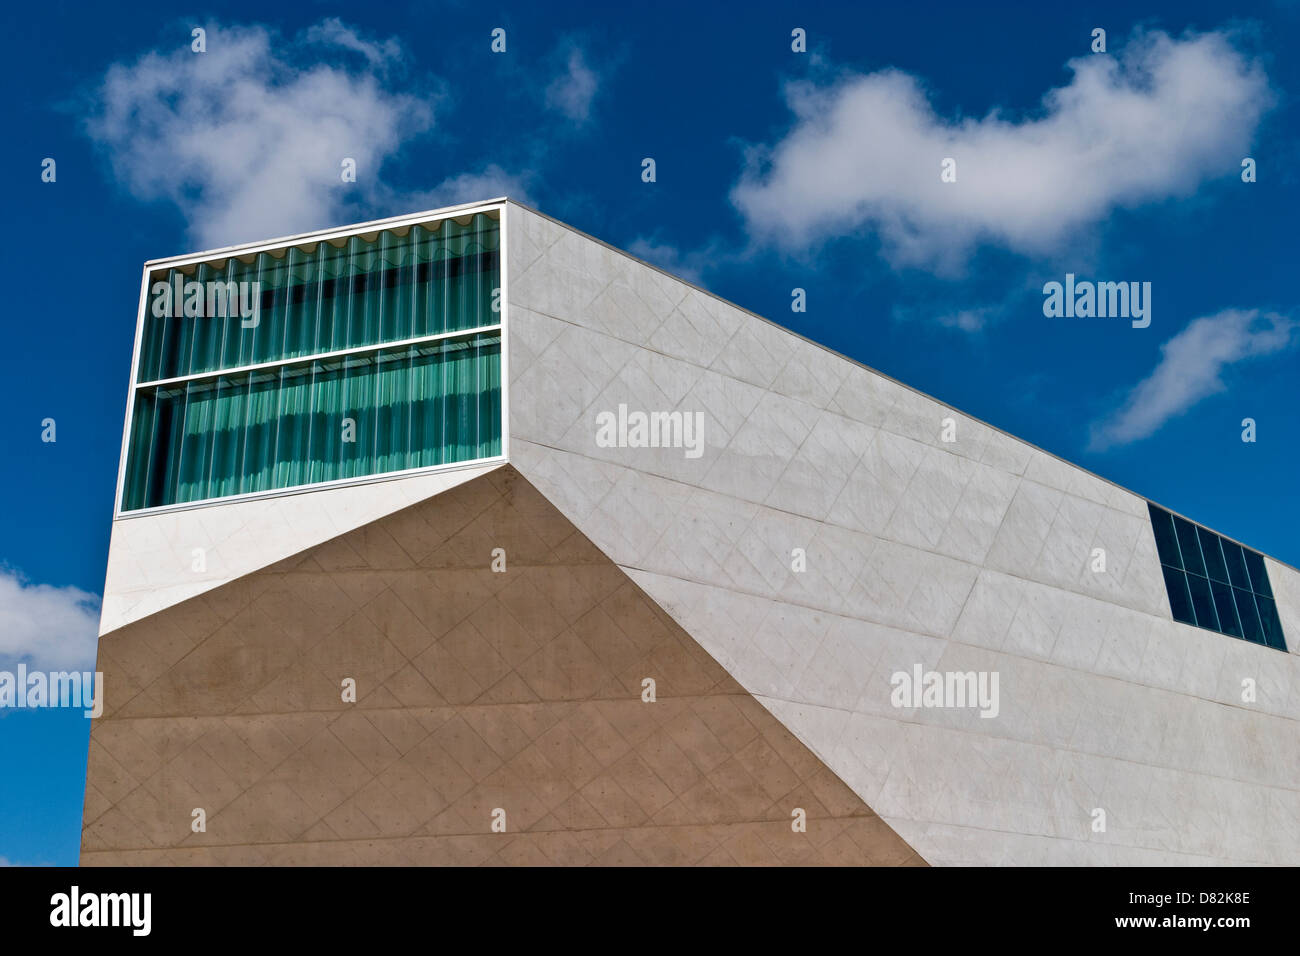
0;570;100;670
302;17;403;71
86;22;435;250
732;29;1270;271
398;164;533;211
937;308;993;332
545;47;599;123
894;298;1006;333
1089;309;1297;450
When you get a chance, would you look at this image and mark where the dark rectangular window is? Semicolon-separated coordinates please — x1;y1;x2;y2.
1235;588;1264;645
1198;527;1229;584
1210;579;1242;638
1186;573;1218;631
1150;508;1183;570
1243;550;1273;599
1147;502;1286;651
1161;564;1194;625
1256;597;1286;650
1173;515;1206;577
1221;540;1251;590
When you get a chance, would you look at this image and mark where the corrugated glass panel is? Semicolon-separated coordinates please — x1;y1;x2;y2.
138;212;500;381
122;332;501;511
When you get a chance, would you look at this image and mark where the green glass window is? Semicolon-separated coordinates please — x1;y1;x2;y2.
121;209;504;512
137;213;500;382
1147;502;1286;651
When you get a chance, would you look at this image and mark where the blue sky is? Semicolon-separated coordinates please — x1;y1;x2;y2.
1;0;1297;865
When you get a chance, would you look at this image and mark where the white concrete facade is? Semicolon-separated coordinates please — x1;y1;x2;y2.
504;200;1300;866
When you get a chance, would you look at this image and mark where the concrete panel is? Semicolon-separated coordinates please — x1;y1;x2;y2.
504;201;1300;866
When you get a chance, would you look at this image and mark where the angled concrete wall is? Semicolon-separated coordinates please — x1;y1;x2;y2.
83;467;921;866
99;462;502;636
505;200;1300;865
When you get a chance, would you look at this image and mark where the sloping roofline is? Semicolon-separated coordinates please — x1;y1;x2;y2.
136;195;1295;574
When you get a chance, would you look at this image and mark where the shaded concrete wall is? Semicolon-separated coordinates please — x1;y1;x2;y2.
505;201;1300;865
82;466;921;866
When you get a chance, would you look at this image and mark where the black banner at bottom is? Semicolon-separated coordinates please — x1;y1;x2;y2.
0;865;1281;943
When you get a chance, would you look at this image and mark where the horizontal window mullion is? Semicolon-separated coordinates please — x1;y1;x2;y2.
134;324;503;390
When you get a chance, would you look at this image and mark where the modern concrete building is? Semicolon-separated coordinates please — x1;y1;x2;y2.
82;198;1300;866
